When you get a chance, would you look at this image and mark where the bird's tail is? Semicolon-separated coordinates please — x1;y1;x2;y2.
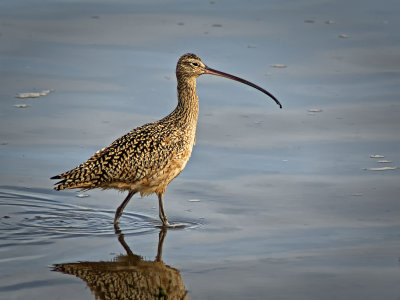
50;167;97;191
50;174;67;190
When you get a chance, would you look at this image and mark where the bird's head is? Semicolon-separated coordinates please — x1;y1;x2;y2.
176;53;207;77
176;53;282;108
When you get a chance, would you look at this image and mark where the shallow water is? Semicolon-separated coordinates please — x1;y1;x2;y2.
1;0;400;299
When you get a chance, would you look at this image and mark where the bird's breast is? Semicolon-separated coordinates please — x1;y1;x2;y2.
136;145;193;196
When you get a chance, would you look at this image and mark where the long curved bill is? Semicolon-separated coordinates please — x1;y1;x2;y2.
204;66;282;109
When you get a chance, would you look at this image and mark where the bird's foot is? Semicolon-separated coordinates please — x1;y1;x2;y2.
157;219;186;229
161;218;171;227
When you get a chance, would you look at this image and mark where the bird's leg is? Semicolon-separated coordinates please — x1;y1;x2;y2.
156;228;167;262
113;223;135;256
114;191;136;224
157;193;170;227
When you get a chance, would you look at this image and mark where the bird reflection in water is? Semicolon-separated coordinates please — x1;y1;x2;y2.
53;226;188;300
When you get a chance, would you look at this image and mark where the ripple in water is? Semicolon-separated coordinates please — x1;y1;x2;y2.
0;186;199;243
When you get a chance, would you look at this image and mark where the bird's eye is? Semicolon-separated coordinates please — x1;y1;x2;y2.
191;62;199;67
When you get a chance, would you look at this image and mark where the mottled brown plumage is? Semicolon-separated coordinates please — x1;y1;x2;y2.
51;53;281;226
53;229;188;300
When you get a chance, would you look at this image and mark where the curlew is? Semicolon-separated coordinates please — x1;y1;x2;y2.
51;53;282;227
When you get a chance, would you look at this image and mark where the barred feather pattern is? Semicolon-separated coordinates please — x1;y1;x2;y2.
52;54;202;200
52;110;197;195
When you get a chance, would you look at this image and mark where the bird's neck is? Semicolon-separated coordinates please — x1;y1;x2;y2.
174;76;199;126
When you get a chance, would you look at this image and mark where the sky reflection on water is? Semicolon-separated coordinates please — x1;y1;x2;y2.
0;0;399;299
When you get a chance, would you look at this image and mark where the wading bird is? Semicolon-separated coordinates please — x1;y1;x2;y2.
51;53;281;227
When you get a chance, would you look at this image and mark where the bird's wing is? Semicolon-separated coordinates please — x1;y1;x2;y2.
51;121;184;190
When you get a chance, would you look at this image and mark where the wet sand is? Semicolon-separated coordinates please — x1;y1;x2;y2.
1;0;400;299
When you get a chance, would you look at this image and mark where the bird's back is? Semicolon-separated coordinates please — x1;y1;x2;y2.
52;113;196;195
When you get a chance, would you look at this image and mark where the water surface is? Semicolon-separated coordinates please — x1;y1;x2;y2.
1;0;399;299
